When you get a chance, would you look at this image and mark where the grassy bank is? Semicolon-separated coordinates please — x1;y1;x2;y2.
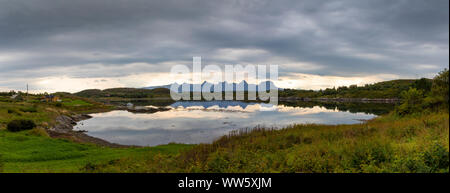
0;94;112;129
5;111;438;173
0;105;448;172
181;112;447;173
0;130;192;172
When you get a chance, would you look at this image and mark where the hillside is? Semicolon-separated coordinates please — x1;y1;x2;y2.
280;79;431;99
74;88;171;99
143;81;281;92
75;79;428;100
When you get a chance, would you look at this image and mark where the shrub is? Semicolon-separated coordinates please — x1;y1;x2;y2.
7;108;22;116
412;78;432;93
396;88;424;115
423;142;449;172
206;150;231;172
7;119;36;132
349;140;393;170
427;69;449;110
29;127;49;137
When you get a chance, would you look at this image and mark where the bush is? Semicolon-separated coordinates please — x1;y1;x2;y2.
7;119;36;132
423;142;449;172
396;88;424;115
20;106;38;113
7;108;22;116
349;140;393;170
412;78;432;93
54;102;63;107
29;127;49;137
428;69;449;110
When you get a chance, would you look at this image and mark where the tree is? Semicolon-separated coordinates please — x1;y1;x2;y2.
396;88;424;115
425;69;449;110
412;78;432;93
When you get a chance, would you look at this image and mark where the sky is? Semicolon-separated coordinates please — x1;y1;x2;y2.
0;0;448;93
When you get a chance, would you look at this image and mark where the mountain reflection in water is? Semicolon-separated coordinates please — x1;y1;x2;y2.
75;101;394;146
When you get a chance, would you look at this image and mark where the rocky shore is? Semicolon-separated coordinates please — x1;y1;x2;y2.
48;114;130;148
126;106;171;114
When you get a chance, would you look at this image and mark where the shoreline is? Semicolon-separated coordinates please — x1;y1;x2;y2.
48;101;382;148
48;113;134;148
279;97;401;103
46;99;396;148
43;98;397;148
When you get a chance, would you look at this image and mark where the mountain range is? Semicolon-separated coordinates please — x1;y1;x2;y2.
143;81;283;93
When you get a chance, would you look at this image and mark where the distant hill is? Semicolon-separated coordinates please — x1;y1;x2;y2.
75;81;282;99
142;84;172;90
74;87;170;98
75;78;431;99
280;79;431;99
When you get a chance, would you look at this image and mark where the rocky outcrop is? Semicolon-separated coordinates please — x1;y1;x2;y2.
126;106;171;114
50;114;92;133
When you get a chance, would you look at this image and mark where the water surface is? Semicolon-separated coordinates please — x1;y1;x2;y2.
75;101;381;146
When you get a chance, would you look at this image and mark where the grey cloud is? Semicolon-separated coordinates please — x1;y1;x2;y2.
0;0;448;90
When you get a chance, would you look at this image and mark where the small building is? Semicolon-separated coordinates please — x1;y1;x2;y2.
41;95;60;102
10;94;23;101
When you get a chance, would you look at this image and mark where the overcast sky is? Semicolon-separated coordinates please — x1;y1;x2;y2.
0;0;448;92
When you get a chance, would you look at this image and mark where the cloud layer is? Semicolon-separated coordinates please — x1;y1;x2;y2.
0;0;448;92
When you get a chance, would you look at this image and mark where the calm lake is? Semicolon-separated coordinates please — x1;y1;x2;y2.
75;101;395;146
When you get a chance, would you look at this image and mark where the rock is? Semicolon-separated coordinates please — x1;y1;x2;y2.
127;107;171;114
53;115;76;130
72;114;93;122
52;114;92;131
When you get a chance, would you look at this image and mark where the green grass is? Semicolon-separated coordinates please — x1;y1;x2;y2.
62;99;93;107
0;101;59;129
0;94;113;128
0;129;192;172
